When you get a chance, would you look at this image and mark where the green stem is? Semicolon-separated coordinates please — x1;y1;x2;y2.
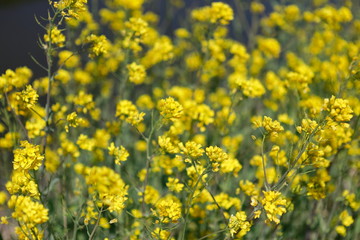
88;206;104;240
261;134;270;191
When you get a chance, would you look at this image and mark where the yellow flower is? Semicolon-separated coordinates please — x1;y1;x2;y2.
141;36;174;67
236;77;265;98
152;227;173;240
13;141;44;171
335;225;346;236
6;171;40;198
238;180;260;197
16;85;38;109
209;2;234;25
339;210;354;227
78;165;128;213
296;118;318;134
0;216;8;224
8;195;48;227
158;97;184;121
178;141;204;159
251;2;265;14
192;2;234;25
76;134;95;151
58;50;80;68
127;62;146;85
257;37;281;58
153;196;182;223
342;190;360;211
53;0;88;19
254;116;284;138
166;177;184;193
116;100;145;126
0;191;7;205
65;112;82;132
261;191;287;224
228;211;252;237
323;95;353;122
139;185;160;205
108;142;129;165
205;146;229;172
44;27;65;47
101;193;128;213
45;148;60;173
85;34;111;57
125;18;149;37
158;135;179;154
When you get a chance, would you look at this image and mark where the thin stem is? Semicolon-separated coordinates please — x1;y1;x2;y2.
4;91;29;141
88;206;104;240
198;229;228;240
261;134;270;191
141;110;157;214
273;124;321;191
191;159;228;232
180;166;208;240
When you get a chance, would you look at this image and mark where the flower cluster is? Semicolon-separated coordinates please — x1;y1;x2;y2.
13;141;44;171
228;211;252;238
205;146;229;172
53;0;87;19
2;0;360;239
157;97;184;121
127;62;146;85
323;95;353;122
85;34;111;57
15;85;38;109
192;2;234;25
44;27;65;47
261;191;287;224
108;142;129;165
115;100;145;126
75;164;129;213
153;196;182;223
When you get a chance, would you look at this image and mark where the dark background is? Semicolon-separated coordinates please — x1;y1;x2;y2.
0;0;48;78
0;0;191;78
0;0;243;78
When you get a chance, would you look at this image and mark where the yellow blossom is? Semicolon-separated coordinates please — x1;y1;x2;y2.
116;100;145;126
85;34;111;57
44;27;65;47
153;196;182;223
339;210;354;227
8;195;48;227
178;141;204;159
166;177;184;193
108;142;129;165
53;0;88;19
13;141;44;171
16;85;38;109
257;37;281;58
205;146;229;172
127;62;146;84
158;97;183;121
228;211;252;237
323;95;353;122
261;191;287;224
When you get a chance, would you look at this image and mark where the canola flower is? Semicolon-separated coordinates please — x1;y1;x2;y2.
158;97;184;121
15;85;39;109
1;0;360;239
13;141;44;171
53;0;88;19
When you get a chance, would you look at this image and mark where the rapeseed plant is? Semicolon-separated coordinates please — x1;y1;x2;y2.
0;0;360;239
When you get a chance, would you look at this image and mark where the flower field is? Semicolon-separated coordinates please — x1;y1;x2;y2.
0;0;360;239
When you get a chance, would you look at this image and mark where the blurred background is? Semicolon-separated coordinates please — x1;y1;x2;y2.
0;0;48;78
0;0;239;78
